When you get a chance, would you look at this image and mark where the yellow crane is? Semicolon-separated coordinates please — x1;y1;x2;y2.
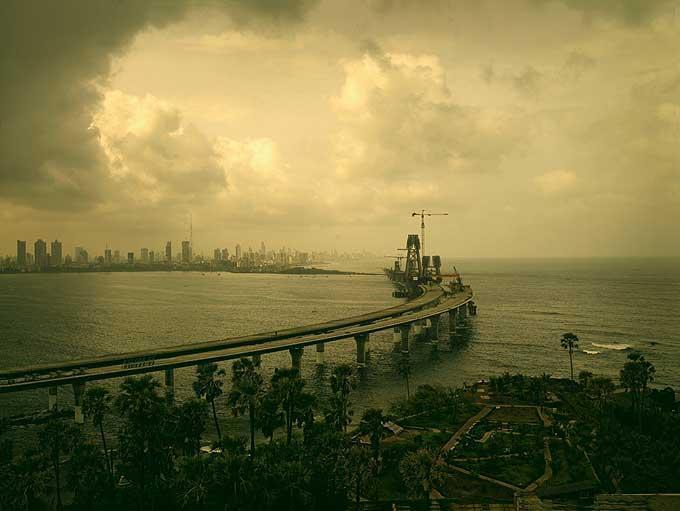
411;210;448;258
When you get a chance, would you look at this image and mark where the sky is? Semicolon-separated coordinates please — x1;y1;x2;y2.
1;0;679;258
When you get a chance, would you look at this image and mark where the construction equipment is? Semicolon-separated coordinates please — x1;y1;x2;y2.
411;210;448;258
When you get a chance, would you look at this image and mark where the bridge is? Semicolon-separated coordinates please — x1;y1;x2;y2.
0;283;475;423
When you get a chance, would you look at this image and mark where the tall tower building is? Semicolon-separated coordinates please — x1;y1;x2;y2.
181;241;192;263
16;240;26;268
104;248;112;265
34;239;48;269
50;240;62;266
235;244;242;262
214;249;221;262
127;252;134;264
141;248;149;263
260;241;266;257
165;241;172;262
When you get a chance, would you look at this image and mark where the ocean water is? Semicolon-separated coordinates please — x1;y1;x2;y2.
1;258;679;430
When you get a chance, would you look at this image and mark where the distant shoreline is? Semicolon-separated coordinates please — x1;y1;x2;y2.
0;266;382;277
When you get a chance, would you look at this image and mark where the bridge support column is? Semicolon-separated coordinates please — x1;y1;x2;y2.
399;324;410;353
165;368;175;404
429;315;440;341
355;333;369;365
290;347;304;373
252;354;262;367
48;386;58;411
315;343;325;365
393;327;401;343
458;304;467;322
72;382;85;425
448;309;457;339
413;321;423;339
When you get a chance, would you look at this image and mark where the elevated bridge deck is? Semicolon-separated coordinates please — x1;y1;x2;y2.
0;285;473;394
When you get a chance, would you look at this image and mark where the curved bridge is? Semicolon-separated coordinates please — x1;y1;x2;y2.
0;284;475;420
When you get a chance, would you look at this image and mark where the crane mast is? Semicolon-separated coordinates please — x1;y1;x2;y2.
411;210;448;257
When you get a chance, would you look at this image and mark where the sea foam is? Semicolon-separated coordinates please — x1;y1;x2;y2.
592;342;632;351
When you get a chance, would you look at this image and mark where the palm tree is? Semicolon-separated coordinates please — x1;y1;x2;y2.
397;354;412;399
1;449;50;511
228;357;264;456
115;375;171;509
193;362;226;444
257;391;284;443
359;408;386;463
83;386;113;475
560;332;579;381
174;398;209;456
590;376;615;411
326;364;356;432
399;448;440;503
620;351;655;425
38;419;80;510
346;446;375;511
271;368;306;445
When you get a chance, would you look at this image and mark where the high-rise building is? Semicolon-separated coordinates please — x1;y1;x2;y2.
113;250;120;264
165;241;172;262
222;248;229;261
104;248;112;265
34;239;48;269
181;240;192;263
149;251;155;263
50;240;62;266
141;248;149;263
214;249;221;262
74;246;89;264
260;241;266;257
235;244;242;262
16;240;26;268
127;252;134;264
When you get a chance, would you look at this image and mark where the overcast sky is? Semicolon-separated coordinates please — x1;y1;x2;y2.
1;0;679;258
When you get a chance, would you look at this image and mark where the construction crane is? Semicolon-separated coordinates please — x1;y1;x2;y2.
411;210;448;258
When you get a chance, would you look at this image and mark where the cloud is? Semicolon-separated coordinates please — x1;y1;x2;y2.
0;0;317;212
333;49;523;181
93;90;227;206
534;170;578;194
538;0;676;25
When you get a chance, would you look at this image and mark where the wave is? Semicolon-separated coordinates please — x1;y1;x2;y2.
582;350;600;355
592;342;632;351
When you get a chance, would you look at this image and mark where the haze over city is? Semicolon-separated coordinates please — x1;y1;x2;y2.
2;0;679;258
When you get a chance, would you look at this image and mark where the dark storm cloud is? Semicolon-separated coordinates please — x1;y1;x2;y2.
0;0;317;211
536;0;675;25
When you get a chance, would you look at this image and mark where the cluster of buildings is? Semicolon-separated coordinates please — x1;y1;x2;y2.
5;239;317;272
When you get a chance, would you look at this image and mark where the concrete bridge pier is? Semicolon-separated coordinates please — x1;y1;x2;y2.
165;368;175;404
448;309;457;339
413;321;423;339
458;304;468;322
72;382;85;424
290;347;304;372
393;327;401;343
355;333;369;365
429;315;440;341
315;343;325;365
399;324;410;353
48;386;58;411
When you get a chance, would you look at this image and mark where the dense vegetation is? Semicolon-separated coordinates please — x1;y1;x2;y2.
0;341;678;510
0;363;466;511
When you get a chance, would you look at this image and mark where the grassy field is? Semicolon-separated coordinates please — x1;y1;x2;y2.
399;403;483;432
457;451;546;488
485;406;541;424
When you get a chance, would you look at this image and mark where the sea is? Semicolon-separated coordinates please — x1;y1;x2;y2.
1;257;679;437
